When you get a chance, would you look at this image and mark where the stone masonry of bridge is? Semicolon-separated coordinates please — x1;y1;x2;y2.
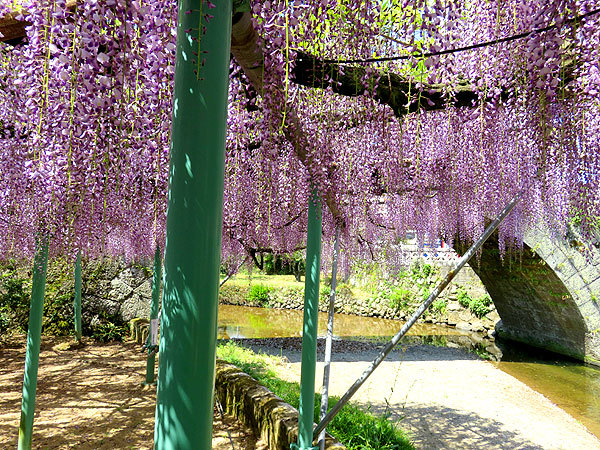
465;224;600;365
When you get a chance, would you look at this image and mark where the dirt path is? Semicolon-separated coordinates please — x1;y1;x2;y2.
0;336;260;449
240;339;600;450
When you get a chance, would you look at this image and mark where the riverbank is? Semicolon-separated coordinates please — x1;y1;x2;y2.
219;269;500;336
232;337;600;450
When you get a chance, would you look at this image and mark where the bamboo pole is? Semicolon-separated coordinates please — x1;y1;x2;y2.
313;194;521;439
318;226;341;450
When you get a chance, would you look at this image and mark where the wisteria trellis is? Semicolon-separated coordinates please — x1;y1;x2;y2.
1;0;599;268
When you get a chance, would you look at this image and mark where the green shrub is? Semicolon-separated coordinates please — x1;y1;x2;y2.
248;284;271;305
91;322;128;342
431;298;447;314
456;288;492;318
421;287;432;302
0;310;11;335
470;294;493;318
421;263;433;277
0;275;30;333
320;285;331;302
457;288;471;308
388;287;412;310
43;292;75;336
90;312;128;342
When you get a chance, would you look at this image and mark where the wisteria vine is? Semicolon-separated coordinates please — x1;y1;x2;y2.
0;0;599;275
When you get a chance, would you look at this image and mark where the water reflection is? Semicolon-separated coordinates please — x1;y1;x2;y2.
217;304;470;339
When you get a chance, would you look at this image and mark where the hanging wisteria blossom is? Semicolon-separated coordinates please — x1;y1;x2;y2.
0;0;598;268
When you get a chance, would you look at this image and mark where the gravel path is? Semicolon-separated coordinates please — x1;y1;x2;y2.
233;338;600;450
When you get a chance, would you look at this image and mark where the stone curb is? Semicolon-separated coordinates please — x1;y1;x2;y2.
215;359;345;450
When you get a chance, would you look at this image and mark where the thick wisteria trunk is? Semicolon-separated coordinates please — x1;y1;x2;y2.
231;11;346;227
292;51;482;116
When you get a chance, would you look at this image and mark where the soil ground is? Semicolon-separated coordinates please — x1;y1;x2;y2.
0;335;260;449
237;337;600;450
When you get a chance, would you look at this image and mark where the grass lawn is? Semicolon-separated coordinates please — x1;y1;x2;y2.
220;271;375;301
222;272;302;290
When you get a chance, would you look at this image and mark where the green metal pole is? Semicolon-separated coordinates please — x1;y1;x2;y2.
74;250;82;342
18;233;49;450
144;246;161;385
291;189;322;450
153;0;231;448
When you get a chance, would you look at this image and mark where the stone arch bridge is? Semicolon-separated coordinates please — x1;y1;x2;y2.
459;224;600;365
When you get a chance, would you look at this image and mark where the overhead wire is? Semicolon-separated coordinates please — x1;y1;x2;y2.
318;7;600;64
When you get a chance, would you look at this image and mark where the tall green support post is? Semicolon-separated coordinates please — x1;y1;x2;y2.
291;190;322;450
18;233;49;450
144;246;161;385
153;0;231;448
73;250;82;342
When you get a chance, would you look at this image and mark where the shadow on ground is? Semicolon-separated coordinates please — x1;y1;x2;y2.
0;335;260;449
0;336;157;449
361;402;544;450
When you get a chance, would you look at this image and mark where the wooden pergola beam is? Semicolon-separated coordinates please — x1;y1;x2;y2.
0;14;28;43
0;1;77;43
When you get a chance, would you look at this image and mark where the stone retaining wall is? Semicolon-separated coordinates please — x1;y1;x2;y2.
215;360;345;449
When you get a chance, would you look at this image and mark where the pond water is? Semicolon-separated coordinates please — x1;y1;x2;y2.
217;304;471;339
217;304;600;439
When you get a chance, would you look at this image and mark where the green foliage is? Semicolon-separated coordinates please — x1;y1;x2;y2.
320;285;332;302
469;294;493;318
216;342;414;450
387;286;413;310
0;271;30;333
262;253;305;276
43;292;74;336
457;288;471;308
420;263;433;278
0;310;10;335
90;312;128;342
327;401;412;450
410;261;429;279
248;284;271;305
456;288;492;318
421;287;432;303
431;298;447;315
